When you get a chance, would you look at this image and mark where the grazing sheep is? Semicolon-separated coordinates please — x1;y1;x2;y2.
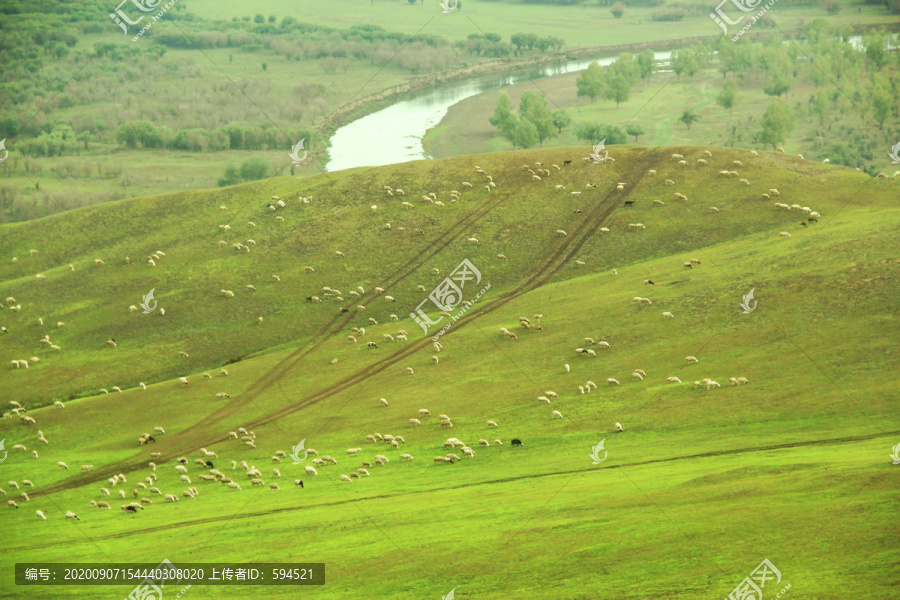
662;312;675;319
486;420;499;428
305;466;318;476
615;422;624;432
565;363;570;373
551;410;563;419
779;232;792;238
632;372;644;381
57;462;68;470
667;377;682;383
686;356;699;363
607;378;620;386
65;511;80;521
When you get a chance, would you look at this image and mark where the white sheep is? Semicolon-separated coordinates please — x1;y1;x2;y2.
551;410;563;419
662;312;675;319
486;420;498;428
686;356;698;363
305;466;318;475
607;378;620;386
667;377;682;383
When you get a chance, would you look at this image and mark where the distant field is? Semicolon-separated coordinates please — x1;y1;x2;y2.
423;39;900;170
1;146;897;599
2;0;895;221
188;0;892;46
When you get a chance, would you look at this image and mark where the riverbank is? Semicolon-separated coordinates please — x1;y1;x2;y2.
315;20;899;147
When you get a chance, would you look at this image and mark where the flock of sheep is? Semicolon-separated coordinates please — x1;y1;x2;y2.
3;145;889;525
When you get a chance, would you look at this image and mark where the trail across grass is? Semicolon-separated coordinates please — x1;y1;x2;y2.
0;147;897;599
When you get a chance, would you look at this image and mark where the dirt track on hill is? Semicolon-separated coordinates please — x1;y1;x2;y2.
37;148;666;498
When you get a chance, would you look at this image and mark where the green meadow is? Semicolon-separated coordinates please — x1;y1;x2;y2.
1;146;897;598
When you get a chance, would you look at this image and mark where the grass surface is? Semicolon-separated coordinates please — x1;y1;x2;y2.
0;146;898;599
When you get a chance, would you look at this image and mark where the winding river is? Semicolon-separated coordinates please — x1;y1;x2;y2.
323;33;890;172
325;50;673;172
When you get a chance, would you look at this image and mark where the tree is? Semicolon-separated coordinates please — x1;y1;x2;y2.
863;30;887;70
552;110;572;134
575;123;626;145
871;84;891;129
823;0;842;15
625;124;645;142
717;79;737;117
637;50;655;82
510;32;538;52
605;74;631;107
609;53;640;85
757;100;794;150
519;91;556;147
238;157;270;181
576;62;606;103
679;109;699;130
763;65;792;98
489;91;517;143
253;14;265;23
610;2;625;18
513;118;540;149
808;90;830;125
114;121;160;149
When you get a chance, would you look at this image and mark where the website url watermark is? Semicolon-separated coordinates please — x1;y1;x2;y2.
109;0;180;42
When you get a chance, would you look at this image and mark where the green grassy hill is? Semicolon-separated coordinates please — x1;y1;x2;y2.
0;147;898;599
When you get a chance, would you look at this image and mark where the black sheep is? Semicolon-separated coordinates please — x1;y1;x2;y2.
205;460;214;469
511;438;523;447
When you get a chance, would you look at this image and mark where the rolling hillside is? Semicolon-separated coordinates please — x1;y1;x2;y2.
0;146;898;600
